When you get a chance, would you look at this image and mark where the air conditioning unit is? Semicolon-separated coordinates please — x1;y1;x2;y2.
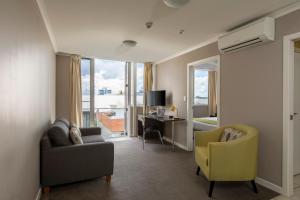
218;17;275;54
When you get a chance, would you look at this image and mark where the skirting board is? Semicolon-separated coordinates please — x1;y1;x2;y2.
255;177;283;194
162;136;189;151
35;188;41;200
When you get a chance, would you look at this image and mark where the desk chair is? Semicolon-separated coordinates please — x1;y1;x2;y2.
142;117;164;149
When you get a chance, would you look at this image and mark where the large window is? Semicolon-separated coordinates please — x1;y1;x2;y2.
194;70;208;105
136;63;144;105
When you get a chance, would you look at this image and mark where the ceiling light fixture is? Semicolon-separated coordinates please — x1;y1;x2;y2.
163;0;190;8
122;40;137;47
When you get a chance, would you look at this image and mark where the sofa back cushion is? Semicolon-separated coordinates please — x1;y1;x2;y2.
55;118;70;128
47;121;72;146
220;128;245;142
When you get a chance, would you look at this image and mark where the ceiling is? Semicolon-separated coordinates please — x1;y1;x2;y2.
43;0;298;62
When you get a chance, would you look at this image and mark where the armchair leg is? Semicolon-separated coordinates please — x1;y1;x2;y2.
251;180;258;193
208;181;215;197
196;166;200;176
105;175;112;183
43;187;50;193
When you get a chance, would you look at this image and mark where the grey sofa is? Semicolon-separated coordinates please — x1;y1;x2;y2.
40;119;114;192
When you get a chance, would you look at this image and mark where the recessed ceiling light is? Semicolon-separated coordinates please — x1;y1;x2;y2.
163;0;190;8
122;40;137;47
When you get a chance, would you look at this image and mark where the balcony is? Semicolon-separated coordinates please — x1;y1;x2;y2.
83;108;126;139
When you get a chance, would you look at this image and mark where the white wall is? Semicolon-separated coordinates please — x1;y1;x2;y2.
0;0;56;199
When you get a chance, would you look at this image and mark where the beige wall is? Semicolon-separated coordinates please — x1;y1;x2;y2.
221;10;300;186
0;0;55;200
157;43;218;144
56;55;71;120
156;10;300;187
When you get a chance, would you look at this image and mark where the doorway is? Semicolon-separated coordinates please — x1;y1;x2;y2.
187;55;221;151
294;41;300;194
283;32;300;197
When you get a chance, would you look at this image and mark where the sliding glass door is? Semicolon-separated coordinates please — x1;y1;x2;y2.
81;58;127;139
80;59;146;138
94;59;127;139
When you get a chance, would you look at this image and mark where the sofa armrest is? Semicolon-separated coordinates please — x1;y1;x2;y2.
80;127;101;136
195;128;223;147
208;137;257;181
41;142;114;186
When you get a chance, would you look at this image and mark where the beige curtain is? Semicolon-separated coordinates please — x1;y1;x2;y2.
208;71;217;116
143;62;153;115
69;55;83;127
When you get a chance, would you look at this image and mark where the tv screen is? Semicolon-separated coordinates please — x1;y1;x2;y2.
147;90;166;106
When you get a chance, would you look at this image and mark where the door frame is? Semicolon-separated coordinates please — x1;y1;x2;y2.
282;31;300;197
186;55;221;151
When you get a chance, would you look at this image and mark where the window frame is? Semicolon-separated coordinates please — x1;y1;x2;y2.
135;63;145;106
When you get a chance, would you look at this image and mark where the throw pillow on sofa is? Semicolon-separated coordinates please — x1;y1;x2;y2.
70;126;83;144
220;128;244;142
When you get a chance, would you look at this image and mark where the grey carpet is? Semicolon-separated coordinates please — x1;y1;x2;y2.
42;138;279;200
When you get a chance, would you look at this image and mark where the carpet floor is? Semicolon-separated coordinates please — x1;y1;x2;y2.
42;138;279;200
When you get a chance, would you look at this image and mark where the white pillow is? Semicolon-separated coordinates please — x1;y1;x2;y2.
70;126;83;144
220;128;244;142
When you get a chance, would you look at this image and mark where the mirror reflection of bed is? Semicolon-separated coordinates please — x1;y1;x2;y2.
192;58;219;131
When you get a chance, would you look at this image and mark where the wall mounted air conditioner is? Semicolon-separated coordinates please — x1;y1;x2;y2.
218;17;275;54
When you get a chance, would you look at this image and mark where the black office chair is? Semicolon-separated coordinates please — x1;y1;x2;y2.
142;117;164;150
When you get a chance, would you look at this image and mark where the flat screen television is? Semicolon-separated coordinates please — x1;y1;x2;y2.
147;90;166;106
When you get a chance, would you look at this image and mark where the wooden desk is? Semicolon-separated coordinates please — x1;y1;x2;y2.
138;115;185;151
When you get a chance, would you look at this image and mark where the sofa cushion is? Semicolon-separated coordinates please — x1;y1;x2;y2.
220;128;244;142
70;126;83;144
55;118;70;128
82;135;105;143
47;121;72;146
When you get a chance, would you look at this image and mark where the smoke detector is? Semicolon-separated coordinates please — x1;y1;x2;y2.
122;40;137;47
145;21;153;29
163;0;190;8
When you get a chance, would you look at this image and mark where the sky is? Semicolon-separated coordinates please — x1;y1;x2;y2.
81;59;144;96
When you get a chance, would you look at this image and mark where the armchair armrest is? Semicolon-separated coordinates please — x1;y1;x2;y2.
195;128;223;147
80;127;101;136
208;137;257;181
41;142;114;186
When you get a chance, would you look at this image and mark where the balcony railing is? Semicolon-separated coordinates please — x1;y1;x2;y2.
82;107;126;138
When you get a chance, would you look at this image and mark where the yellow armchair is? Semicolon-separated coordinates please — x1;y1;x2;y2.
194;124;259;197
